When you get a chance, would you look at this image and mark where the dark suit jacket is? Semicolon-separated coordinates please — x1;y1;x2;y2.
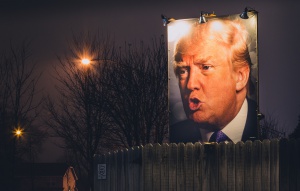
169;99;258;143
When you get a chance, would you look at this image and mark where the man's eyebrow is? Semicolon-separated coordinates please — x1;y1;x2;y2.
193;56;210;64
174;61;188;67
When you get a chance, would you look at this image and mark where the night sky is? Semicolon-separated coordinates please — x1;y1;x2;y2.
1;0;299;162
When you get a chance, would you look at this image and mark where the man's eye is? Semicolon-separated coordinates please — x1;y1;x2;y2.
202;65;211;70
176;68;189;79
179;69;187;74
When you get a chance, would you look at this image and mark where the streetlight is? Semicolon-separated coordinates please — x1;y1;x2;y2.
14;127;23;138
81;58;91;65
81;58;116;65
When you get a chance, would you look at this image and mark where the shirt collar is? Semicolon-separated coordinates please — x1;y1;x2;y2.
199;99;248;143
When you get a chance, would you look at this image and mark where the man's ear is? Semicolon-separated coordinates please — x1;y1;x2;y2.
235;65;250;92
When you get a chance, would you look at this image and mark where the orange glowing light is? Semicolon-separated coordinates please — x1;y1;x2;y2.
81;58;91;65
14;128;23;137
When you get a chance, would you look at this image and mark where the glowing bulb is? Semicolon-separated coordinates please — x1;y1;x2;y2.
16;130;21;136
81;58;91;65
14;128;23;137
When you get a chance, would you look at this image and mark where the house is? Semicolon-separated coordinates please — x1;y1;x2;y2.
14;163;78;191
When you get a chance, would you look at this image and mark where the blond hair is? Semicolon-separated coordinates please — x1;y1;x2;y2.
174;19;252;71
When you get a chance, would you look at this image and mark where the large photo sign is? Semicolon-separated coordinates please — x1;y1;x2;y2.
168;13;258;143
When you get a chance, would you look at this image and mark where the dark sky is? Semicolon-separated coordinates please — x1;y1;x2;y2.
1;0;300;162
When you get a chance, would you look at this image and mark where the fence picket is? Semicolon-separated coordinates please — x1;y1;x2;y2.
123;149;129;191
177;143;185;191
227;141;235;191
169;143;177;191
117;150;125;191
137;146;143;191
235;141;245;191
253;140;262;191
153;144;161;191
193;142;202;191
161;143;169;191
244;141;253;191
262;140;270;191
144;144;153;191
185;143;194;191
128;148;134;191
129;146;142;191
201;143;210;191
270;139;279;191
110;151;117;191
201;143;218;191
218;142;228;191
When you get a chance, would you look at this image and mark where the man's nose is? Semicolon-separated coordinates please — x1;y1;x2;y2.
186;67;200;91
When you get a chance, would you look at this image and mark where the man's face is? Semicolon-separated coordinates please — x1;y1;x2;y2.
175;41;241;130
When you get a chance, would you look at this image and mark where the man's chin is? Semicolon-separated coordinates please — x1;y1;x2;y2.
187;114;218;130
188;111;205;121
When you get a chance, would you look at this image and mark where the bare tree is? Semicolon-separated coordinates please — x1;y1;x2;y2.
289;114;300;139
0;40;45;190
259;112;286;139
45;32;169;190
103;36;169;147
45;32;118;191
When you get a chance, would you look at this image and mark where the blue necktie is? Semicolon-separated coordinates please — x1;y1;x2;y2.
209;131;230;143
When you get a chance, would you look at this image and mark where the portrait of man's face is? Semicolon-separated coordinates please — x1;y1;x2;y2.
168;15;258;143
175;36;246;130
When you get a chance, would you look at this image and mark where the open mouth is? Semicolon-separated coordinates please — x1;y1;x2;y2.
189;97;201;111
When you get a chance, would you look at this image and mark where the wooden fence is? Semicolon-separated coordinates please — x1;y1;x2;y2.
94;139;300;191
